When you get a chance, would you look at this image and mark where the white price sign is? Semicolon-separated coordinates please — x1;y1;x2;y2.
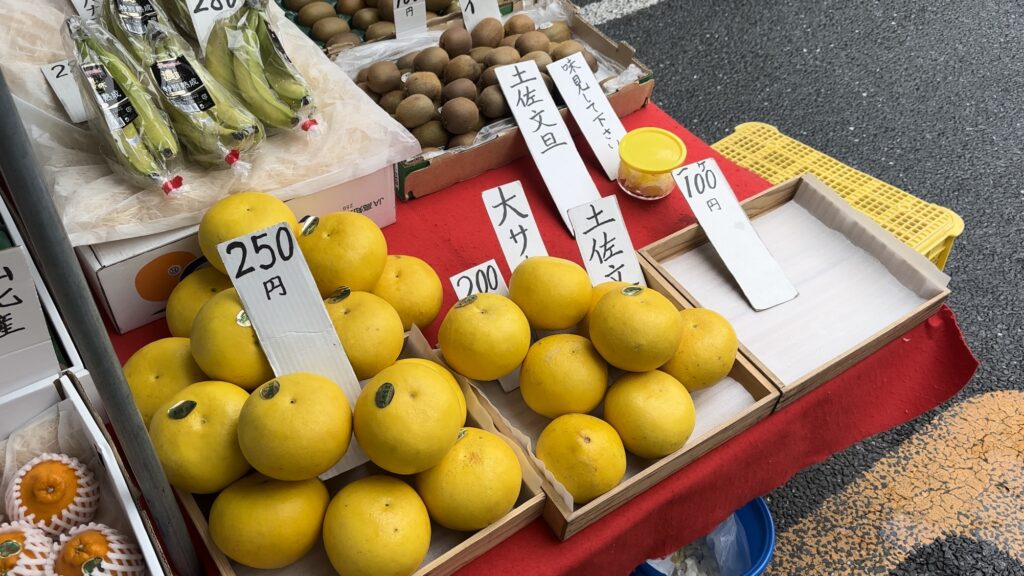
482;181;548;272
674;158;798;311
0;247;59;396
392;0;427;38
456;0;501;33
186;0;244;56
548;52;626;181
218;220;368;477
449;259;508;300
496;60;601;233
69;0;99;18
42;61;91;124
568;196;645;287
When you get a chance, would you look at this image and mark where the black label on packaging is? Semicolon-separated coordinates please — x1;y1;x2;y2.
151;56;214;113
265;23;293;64
116;0;158;35
81;62;138;129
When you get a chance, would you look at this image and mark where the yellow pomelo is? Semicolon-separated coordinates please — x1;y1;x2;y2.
165;267;233;337
355;363;463;474
519;334;608;418
508;256;592;330
237;373;352;481
416;427;522;531
661;308;738;391
535;414;626;504
604;370;695;459
123;337;207;425
148;380;251;493
589;286;682;372
323;476;430;576
393;357;467;425
210;473;329;569
297;211;387;296
577;281;630;338
438;293;531;381
324;289;404;380
198;192;299;274
372;255;444;330
190;288;273;390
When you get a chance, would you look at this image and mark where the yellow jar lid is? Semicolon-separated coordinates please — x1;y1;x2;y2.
619;128;687;174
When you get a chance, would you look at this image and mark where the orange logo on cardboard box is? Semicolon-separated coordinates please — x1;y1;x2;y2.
135;251;198;302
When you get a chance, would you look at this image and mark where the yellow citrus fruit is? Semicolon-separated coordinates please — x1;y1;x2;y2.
134;251;196;302
589;286;682;372
324;289;405;380
372;255;444;330
604;370;695;459
536;414;626;504
508;256;592;330
519;334;608;418
415;427;522;531
190;288;273;390
297;211;387;296
355;363;463;474
438;293;531;381
198;192;299;274
165;267;233;337
393;358;467;425
148;380;251;493
577;281;630;338
210;473;329;569
237;373;352;481
122;337;207;424
661;308;738;391
323;476;430;576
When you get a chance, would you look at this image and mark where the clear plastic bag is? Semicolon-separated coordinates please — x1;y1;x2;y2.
645;512;752;576
99;0;171;65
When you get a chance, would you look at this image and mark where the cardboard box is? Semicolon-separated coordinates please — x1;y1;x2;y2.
180;328;546;575
77;165;396;334
639;175;952;408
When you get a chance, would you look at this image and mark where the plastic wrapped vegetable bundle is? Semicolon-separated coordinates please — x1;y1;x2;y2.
155;0;196;38
63;16;185;195
99;0;168;64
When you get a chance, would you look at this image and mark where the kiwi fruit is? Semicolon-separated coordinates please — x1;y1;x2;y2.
414;47;449;76
582;49;598;72
395;94;436;129
472;114;486;131
551;39;584;61
397;51;419;70
412;121;449;149
377;0;393;20
470;18;503;48
364;0;377;6
442;78;478;102
351;7;380;29
335;0;364;15
357;82;380;103
478;66;499;87
440;26;472;58
284;0;314;12
539;72;554;94
484;46;520;68
469;47;493;64
448;130;478;148
297;2;334;26
379;89;406;114
441;97;479;135
540;21;571;43
515;31;549;55
426;11;438;19
444;54;480;83
426;0;447;10
477;85;508;118
504;13;535;36
499;34;520;48
356;67;369;83
367;61;401;93
311;17;349;42
365;21;395;40
406;72;443;100
520;50;553;73
327;31;362;48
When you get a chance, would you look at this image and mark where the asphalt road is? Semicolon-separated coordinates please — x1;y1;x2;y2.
577;0;1023;573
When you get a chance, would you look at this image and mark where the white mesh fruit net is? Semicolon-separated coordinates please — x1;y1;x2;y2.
0;520;54;575
48;522;146;576
4;453;100;538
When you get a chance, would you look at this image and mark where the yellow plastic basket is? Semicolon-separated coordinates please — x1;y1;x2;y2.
712;122;964;270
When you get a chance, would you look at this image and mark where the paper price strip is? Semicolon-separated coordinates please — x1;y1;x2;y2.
186;0;244;54
41;61;91;124
0;247;59;394
674;158;798;311
218;220;368;477
68;0;99;18
456;0;501;33
548;52;627;180
449;259;509;300
568;196;646;287
497;60;600;233
393;0;427;38
482;181;548;271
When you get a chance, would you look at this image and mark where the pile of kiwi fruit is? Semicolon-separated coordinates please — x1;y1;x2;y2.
279;0;462;50
354;15;599;151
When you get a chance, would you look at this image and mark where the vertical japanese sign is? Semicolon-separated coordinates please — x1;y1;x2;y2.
41;61;91;124
456;0;501;33
548;52;626;180
218;221;368;477
393;0;427;38
69;0;99;18
674;158;798;310
449;259;509;299
482;181;548;272
568;196;646;286
0;247;59;395
496;60;601;233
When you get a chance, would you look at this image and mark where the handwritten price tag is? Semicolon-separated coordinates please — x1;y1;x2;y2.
41;61;91;124
0;247;59;395
449;259;508;300
69;0;99;18
186;0;244;55
392;0;427;38
482;181;547;272
568;196;645;287
457;0;501;32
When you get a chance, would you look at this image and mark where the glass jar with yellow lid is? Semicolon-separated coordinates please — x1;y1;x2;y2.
617;127;687;200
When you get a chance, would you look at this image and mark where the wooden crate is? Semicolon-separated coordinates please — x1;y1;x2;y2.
180;328;545;575
638;175;951;409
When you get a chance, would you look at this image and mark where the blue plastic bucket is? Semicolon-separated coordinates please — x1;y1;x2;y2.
631;497;775;576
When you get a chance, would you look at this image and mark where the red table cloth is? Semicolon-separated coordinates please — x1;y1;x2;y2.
107;105;977;575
